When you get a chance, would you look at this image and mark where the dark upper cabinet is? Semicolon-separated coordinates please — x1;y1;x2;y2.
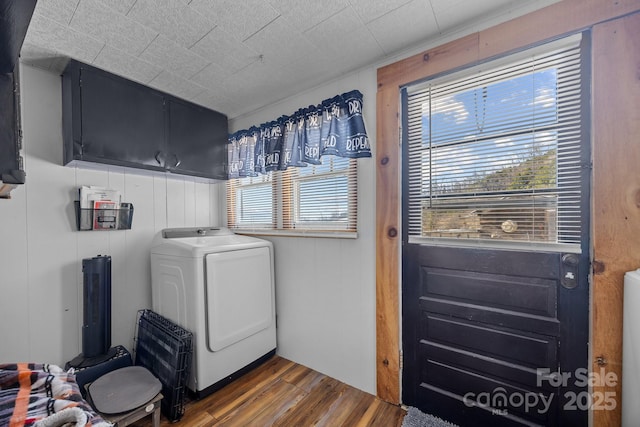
0;0;37;73
0;0;37;192
62;60;228;180
167;98;228;179
67;61;166;170
0;69;23;185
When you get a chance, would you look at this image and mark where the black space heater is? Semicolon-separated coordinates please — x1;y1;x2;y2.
67;255;118;368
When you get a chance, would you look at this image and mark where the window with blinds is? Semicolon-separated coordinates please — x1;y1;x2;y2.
404;34;586;247
227;156;357;234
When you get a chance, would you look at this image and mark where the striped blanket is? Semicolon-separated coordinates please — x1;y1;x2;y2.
0;363;111;427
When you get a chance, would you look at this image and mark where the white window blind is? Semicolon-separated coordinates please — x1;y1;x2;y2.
405;35;585;247
227;156;357;234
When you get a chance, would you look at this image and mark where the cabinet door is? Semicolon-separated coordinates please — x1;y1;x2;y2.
80;65;166;170
0;0;38;73
0;71;23;183
167;98;228;179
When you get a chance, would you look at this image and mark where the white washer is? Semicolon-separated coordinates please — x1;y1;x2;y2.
150;227;276;397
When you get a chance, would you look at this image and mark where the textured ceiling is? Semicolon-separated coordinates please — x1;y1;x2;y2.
20;0;559;119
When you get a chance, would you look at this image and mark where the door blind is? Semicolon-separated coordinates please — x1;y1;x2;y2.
405;35;585;246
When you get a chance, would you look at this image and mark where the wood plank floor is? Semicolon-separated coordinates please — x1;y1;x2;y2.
129;355;406;427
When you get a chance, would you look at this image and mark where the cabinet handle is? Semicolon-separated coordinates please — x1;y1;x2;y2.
155;151;165;166
172;154;181;168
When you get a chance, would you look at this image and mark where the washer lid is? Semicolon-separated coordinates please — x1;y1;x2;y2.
150;228;272;258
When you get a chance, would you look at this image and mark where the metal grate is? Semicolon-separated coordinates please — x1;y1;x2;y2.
134;309;193;422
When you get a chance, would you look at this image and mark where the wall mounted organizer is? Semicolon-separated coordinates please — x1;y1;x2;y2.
74;201;134;231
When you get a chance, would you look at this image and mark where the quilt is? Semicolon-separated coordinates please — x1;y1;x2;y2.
0;363;111;427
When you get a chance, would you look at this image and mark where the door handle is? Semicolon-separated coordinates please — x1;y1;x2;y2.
561;253;579;289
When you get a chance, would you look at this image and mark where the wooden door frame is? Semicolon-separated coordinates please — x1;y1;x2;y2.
375;1;640;426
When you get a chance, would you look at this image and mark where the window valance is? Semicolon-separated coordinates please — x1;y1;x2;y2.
227;90;371;178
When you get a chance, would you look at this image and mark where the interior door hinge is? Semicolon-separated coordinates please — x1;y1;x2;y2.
399;350;403;371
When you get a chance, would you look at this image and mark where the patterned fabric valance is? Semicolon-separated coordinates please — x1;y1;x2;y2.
228;90;371;178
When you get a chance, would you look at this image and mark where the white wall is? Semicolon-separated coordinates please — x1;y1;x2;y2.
0;64;223;366
224;0;561;396
229;68;378;394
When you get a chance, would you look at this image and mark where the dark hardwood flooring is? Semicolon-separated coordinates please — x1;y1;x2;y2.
129;355;406;427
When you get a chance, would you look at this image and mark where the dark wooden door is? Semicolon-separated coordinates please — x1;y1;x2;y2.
400;34;591;426
402;243;589;426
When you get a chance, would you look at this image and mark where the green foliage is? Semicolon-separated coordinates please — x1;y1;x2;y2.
433;149;557;195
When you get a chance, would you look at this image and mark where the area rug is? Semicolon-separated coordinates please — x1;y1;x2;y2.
401;406;459;427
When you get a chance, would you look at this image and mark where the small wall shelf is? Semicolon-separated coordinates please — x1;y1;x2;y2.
74;201;134;231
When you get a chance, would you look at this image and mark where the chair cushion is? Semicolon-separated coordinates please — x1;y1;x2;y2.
87;366;162;414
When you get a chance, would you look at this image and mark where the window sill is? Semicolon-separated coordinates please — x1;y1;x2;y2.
232;229;358;239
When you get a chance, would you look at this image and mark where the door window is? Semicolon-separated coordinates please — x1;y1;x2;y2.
405;35;585;249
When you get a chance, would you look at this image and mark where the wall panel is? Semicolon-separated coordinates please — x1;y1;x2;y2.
592;13;640;426
21;65;77;363
0;187;28;361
